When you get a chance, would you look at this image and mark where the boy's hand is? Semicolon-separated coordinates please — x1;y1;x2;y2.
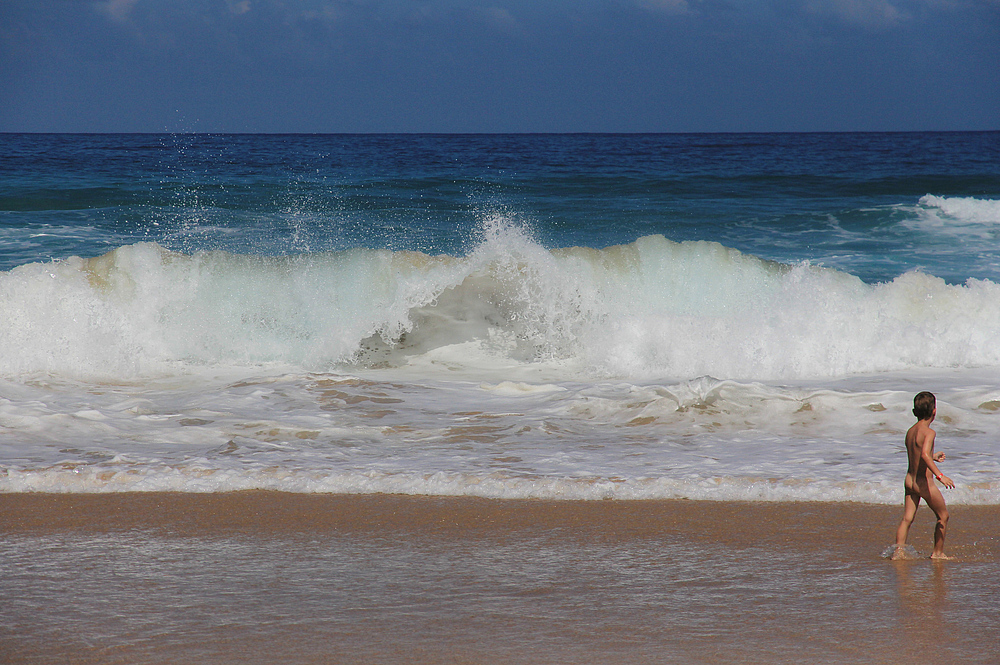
938;474;956;489
933;452;946;462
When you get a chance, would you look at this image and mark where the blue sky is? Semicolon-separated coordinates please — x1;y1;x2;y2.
1;0;998;132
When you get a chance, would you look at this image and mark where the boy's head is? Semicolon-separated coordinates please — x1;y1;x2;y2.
913;391;936;421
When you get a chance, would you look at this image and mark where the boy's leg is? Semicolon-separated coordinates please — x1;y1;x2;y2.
925;485;950;558
895;491;920;547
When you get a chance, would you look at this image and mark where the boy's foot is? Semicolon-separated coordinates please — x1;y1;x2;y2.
930;552;955;560
888;544;911;560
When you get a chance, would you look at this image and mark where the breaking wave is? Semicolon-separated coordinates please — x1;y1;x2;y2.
3;219;1000;381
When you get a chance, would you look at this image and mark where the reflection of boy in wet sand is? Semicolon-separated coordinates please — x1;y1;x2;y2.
894;391;955;560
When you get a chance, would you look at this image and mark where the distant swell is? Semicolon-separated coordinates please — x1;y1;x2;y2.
3;223;1000;381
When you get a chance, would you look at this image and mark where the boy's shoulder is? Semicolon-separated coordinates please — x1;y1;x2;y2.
906;419;934;442
913;420;935;445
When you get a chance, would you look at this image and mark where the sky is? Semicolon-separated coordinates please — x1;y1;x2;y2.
1;0;998;133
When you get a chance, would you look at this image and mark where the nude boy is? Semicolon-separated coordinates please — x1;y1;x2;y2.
894;391;955;559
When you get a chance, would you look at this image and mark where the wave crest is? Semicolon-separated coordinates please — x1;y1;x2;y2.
3;224;1000;380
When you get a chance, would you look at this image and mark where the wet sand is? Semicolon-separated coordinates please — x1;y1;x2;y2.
2;493;999;664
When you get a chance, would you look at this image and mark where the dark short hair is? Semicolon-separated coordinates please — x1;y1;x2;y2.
913;391;936;420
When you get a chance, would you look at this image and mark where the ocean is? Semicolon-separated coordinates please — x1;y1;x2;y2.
3;132;1000;503
2;132;999;663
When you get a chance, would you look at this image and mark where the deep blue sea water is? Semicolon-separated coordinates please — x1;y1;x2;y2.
2;132;999;501
4;132;999;280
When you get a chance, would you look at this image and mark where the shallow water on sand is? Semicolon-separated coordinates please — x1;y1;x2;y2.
2;495;998;664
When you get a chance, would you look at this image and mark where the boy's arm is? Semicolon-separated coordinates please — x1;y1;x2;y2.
920;431;955;489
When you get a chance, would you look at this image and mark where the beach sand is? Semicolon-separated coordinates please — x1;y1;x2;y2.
2;493;998;664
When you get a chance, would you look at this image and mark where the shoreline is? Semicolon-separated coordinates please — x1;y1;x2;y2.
2;491;997;558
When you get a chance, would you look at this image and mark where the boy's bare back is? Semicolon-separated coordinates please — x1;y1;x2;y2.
903;419;937;494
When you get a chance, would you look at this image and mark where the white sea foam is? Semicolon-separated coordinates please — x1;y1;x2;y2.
918;194;1000;225
906;195;1000;237
1;370;998;503
2;462;997;504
